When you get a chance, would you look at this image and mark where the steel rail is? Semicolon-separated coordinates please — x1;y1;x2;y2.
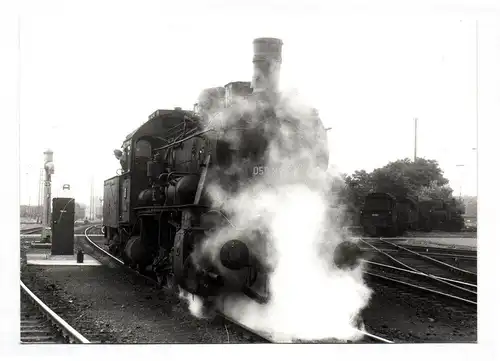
364;260;477;302
20;227;43;235
356;329;394;343
360;236;477;242
377;239;477;280
359;239;476;296
364;271;477;306
360;248;477;260
84;226;124;265
20;281;90;344
359;238;477;254
364;260;476;289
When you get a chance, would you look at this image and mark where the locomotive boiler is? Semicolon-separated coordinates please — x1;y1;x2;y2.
102;38;344;307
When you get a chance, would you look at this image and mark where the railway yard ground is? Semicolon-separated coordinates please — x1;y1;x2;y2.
20;224;43;232
358;238;477;342
20;228;268;344
385;236;477;250
19;226;477;344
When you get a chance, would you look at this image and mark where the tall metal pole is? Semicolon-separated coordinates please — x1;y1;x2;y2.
37;168;42;223
40;168;44;222
90;177;95;221
456;164;465;200
413;118;418;162
42;149;54;227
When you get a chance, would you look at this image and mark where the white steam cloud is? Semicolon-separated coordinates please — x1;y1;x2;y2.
180;89;372;342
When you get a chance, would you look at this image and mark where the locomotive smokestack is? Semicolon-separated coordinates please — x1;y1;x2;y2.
251;38;283;95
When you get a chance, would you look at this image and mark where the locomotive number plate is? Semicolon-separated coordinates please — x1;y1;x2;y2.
253;166;269;176
252;166;292;176
372;213;379;216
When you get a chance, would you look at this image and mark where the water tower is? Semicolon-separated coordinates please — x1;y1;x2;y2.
42;149;55;227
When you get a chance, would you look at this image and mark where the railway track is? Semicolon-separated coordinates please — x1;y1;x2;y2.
20;227;43;235
83;225;393;344
20;281;90;344
359;239;477;307
362;239;477;280
360;245;477;260
362;250;477;274
360;239;477;255
361;242;477;273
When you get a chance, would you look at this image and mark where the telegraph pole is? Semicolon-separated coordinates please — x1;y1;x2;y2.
37;168;42;223
90;177;95;220
456;164;465;199
413;117;418;162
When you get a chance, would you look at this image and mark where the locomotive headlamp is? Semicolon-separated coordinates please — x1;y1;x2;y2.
333;241;363;270
220;239;250;270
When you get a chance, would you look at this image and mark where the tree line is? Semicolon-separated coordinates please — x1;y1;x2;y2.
333;157;472;226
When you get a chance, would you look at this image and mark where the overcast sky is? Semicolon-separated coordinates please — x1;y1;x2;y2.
18;1;483;206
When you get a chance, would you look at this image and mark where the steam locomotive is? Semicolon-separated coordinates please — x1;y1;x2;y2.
102;38;354;307
360;192;464;237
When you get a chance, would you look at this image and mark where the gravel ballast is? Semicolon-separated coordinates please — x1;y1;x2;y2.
20;235;260;343
361;278;477;342
20;228;477;344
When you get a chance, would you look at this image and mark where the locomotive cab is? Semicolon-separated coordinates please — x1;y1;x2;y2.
361;192;398;237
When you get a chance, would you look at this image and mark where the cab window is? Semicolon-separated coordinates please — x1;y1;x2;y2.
135;140;152;159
